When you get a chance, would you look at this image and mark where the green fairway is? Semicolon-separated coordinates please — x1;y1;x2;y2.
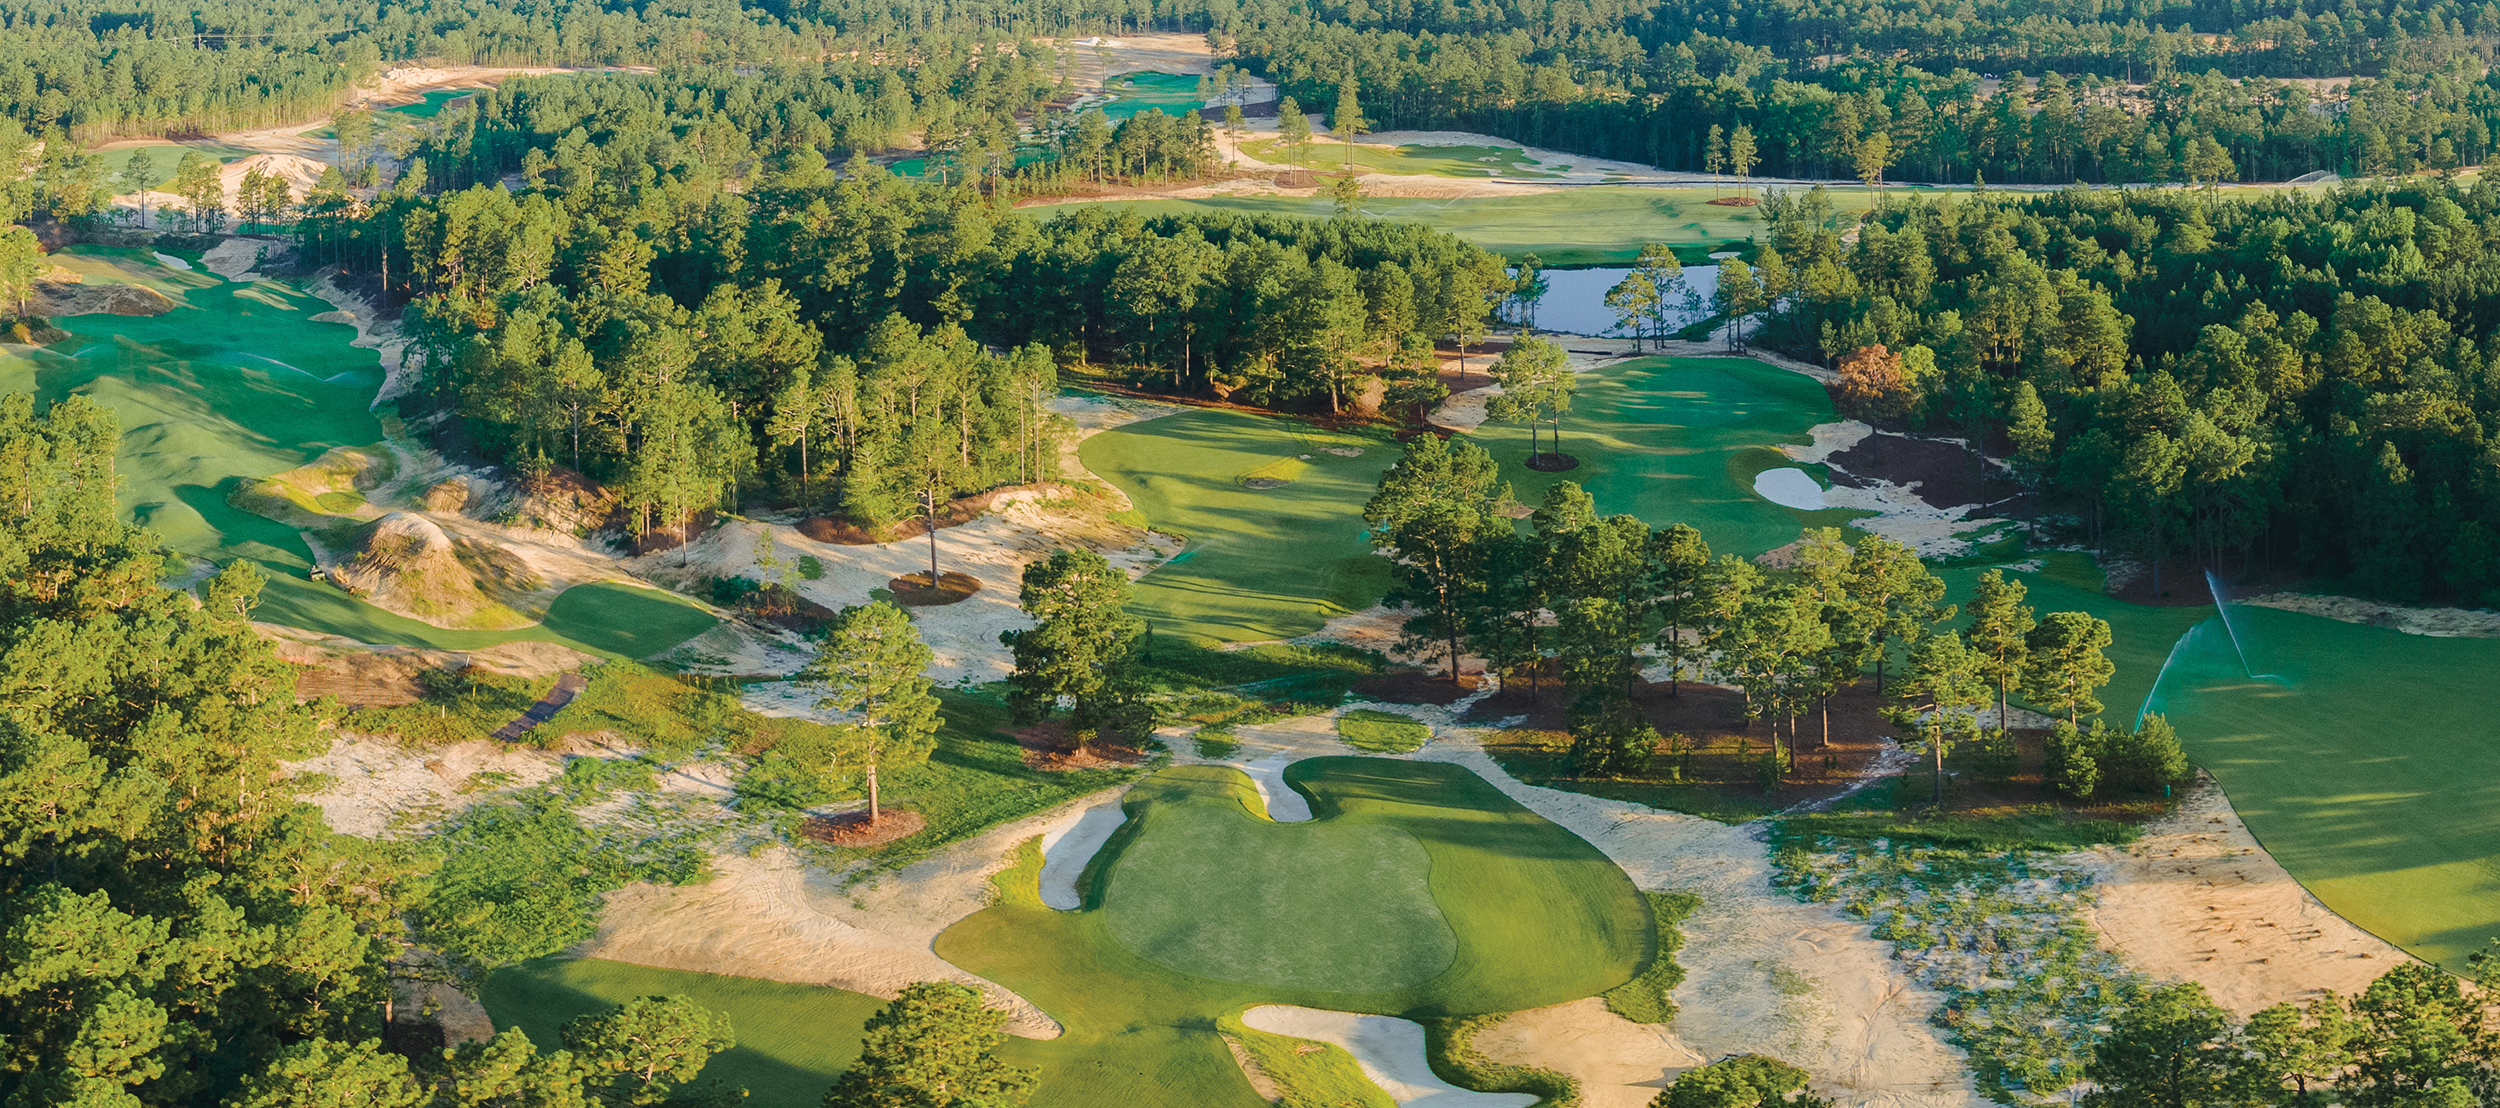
481;957;884;1107
1098;71;1204;121
97;142;253;188
1031;186;1872;264
4;248;718;657
385;89;476;117
1482;355;1866;556
1240;138;1560;179
938;758;1653;1108
2139;602;2500;969
1080;407;1397;646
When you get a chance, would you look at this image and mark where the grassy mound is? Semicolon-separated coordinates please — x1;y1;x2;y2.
327;512;535;630
1103;768;1455;991
937;758;1652;1108
1337;708;1430;753
541;581;720;657
1080;409;1396;646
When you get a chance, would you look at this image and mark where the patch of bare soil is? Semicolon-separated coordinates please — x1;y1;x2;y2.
1707;196;1762;206
627;510;717;555
33;278;173;317
801;809;927;848
1352;670;1483;705
1821;432;1996;515
1008;722;1156;771
2070;776;2410;1015
798;484;1065;545
292;649;429;708
889;570;983;606
1525;452;1581;472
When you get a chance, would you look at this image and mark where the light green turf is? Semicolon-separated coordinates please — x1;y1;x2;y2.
480;957;884;1107
97;142;254;188
937;758;1654;1108
2134;601;2500;969
1239;138;1559;179
1104;770;1453;990
5;247;717;657
1482;355;1867;557
1337;708;1430;753
1028;186;1870;264
385;89;475;117
1098;71;1205;122
1079;407;1397;646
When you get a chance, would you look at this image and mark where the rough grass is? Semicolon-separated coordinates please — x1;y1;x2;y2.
1219;1011;1397;1108
936;758;1650;1108
1601;891;1702;1024
540;581;719;657
479;957;884;1108
1241;138;1559;179
1080;409;1397;646
1336;708;1430;753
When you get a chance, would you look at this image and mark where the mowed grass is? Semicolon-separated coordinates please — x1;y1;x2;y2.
96;142;253;189
1483;356;1865;557
1104;768;1455;991
2140;602;2500;969
1030;187;1864;264
1240;137;1559;179
1098;71;1205;121
1337;708;1430;753
1080;408;1397;646
937;758;1652;1108
480;957;884;1108
6;248;718;657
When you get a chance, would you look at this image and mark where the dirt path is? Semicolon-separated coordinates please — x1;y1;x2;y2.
492;672;587;741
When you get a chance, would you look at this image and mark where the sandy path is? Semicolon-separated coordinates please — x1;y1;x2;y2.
583;785;1134;1039
1038;795;1128;909
2239;592;2500;637
1243;1006;1540;1108
1473;998;1701;1108
2069;778;2410;1014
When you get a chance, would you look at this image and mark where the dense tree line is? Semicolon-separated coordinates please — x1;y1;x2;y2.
1723;180;2500;603
1362;410;2138;793
285;89;1504;527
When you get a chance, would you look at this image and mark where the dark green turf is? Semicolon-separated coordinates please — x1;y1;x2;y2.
480;957;883;1107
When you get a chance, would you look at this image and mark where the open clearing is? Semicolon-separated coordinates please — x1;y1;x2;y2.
1079;408;1396;646
1482;356;1867;557
936;758;1652;1108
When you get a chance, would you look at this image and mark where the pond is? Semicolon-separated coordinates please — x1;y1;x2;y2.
1516;264;1723;337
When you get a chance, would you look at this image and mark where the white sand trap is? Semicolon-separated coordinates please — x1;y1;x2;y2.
1781;421;1874;465
1038;796;1128;909
1243;1006;1539;1108
152;252;192;271
1235;755;1312;822
1753;468;1826;510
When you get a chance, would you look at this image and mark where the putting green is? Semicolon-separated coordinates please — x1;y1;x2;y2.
1080;408;1396;646
937;758;1653;1107
1098;71;1205;121
1483;356;1867;557
482;957;884;1107
4;248;717;658
1104;770;1454;991
2140;602;2500;969
1028;186;1864;264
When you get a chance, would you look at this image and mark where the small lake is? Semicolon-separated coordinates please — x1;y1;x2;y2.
1516;264;1722;338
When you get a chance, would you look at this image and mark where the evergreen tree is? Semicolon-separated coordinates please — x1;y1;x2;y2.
798;601;942;825
1966;569;2035;734
1001;548;1150;747
2024;611;2116;725
825;982;1037;1108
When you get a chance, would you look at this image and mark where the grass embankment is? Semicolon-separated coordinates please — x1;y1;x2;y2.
937;758;1653;1108
1336;708;1429;753
1080;408;1398;646
8;248;720;657
481;958;886;1107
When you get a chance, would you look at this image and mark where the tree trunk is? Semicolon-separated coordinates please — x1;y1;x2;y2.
867;760;881;825
1931;729;1945;804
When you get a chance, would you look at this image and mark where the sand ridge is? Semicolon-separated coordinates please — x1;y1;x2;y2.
1243;1005;1540;1108
2070;777;2411;1015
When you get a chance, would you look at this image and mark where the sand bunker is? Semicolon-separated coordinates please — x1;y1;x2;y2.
305;270;416;407
1781;421;1875;466
290;733;564;837
1038;795;1129;909
1475;998;1700;1108
1753;468;1825;510
2240;592;2500;638
1244;1006;1540;1108
2070;778;2409;1015
581;787;1135;1039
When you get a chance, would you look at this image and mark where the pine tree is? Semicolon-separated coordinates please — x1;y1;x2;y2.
825;983;1037;1108
798;601;942;825
1001;548;1150;746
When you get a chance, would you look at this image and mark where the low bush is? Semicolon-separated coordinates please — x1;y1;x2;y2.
1603;891;1703;1023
